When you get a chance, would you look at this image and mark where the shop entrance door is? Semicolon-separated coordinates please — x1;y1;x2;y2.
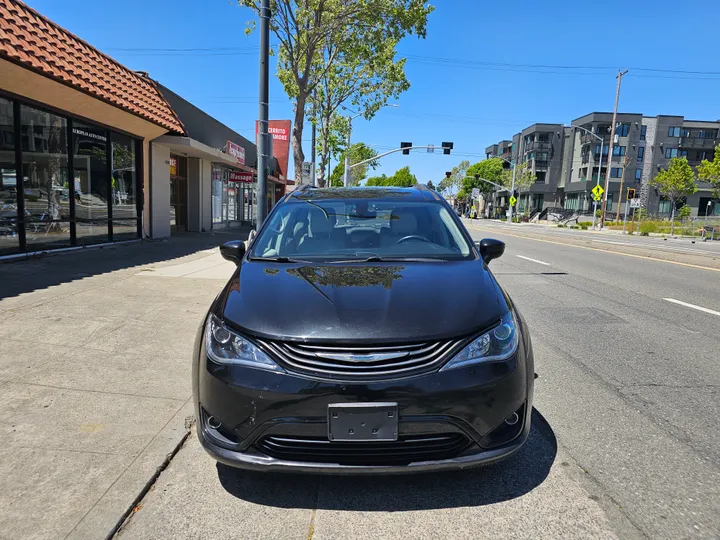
170;177;188;233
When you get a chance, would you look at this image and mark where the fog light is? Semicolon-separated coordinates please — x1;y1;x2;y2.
504;412;519;426
207;415;222;429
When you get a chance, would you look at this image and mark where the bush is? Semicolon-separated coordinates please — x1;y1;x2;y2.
557;224;566;228
569;225;579;229
639;221;658;234
580;224;589;230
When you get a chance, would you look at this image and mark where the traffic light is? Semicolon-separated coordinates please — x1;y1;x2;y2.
627;188;636;200
442;142;454;155
445;171;452;178
401;142;412;155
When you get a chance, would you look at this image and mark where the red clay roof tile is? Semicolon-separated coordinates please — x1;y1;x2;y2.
0;0;185;134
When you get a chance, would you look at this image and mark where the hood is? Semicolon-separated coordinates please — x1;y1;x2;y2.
220;260;507;343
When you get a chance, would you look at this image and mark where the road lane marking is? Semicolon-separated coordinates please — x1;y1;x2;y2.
516;255;550;266
464;224;720;273
663;298;720;317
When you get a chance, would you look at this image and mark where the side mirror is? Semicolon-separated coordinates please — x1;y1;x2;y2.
248;229;257;243
220;240;246;265
477;238;505;264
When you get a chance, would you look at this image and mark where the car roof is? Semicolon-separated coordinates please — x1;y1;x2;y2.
288;186;442;203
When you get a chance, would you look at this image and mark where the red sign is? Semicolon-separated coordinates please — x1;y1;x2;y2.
225;140;246;165
256;120;291;181
229;171;253;183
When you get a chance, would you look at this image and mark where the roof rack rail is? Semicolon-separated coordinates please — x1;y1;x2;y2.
294;184;316;193
413;183;431;191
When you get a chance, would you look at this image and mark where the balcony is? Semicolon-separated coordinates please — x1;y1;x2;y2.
679;137;717;149
533;160;549;171
524;141;552;153
580;133;610;145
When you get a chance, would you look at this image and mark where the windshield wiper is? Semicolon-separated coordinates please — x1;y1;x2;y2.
248;256;312;263
328;255;446;263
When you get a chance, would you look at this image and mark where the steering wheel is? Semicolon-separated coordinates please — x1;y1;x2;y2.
396;235;433;245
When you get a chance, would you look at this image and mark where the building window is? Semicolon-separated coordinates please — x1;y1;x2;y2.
610;167;622;178
615;124;629;137
668;126;681;137
73;122;110;245
679;149;688;157
635;168;642;180
0;96;18;254
111;133;138;240
640;125;647;140
21;104;71;249
594;144;609;156
658;197;671;214
538;133;549;143
665;148;678;159
612;146;626;156
637;146;645;162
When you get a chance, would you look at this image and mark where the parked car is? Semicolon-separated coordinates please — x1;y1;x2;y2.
193;185;534;473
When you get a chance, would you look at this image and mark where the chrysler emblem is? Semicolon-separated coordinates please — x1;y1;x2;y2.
314;351;409;362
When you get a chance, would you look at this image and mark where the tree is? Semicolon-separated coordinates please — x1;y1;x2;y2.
463;159;504;198
502;161;536;192
650;156;697;236
437;176;453;195
328;143;378;187
697;143;720;200
426;180;435;190
443;160;470;195
238;1;433;185
366;166;416;187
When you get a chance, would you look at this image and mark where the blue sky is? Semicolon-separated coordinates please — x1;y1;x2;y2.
26;0;720;183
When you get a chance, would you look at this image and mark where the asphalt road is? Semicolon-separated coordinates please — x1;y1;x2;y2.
115;222;720;540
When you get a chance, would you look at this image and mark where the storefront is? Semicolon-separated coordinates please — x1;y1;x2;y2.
0;94;144;255
212;167;256;227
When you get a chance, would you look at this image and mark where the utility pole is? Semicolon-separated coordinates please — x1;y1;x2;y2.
343;116;352;187
615;154;631;223
310;92;317;187
507;161;517;223
255;0;270;229
600;68;628;229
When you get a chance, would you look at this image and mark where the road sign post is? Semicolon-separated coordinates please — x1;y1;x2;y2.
591;185;604;229
623;200;629;233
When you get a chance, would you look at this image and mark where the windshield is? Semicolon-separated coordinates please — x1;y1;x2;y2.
250;198;472;261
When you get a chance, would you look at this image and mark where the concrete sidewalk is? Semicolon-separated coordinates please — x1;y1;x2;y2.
0;232;242;540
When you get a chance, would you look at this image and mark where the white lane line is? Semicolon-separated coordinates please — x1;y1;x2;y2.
516;255;551;266
663;298;720;317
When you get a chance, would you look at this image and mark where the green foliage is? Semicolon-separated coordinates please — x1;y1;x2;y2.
677;204;692;221
442;160;470;195
650;157;697;235
580;224;589;230
463;159;503;197
697;144;720;199
639;221;657;234
328;143;378;187
501;161;536;191
366;166;416;187
557;224;566;228
238;0;434;182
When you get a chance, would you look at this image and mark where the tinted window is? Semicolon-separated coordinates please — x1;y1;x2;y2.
251;198;472;261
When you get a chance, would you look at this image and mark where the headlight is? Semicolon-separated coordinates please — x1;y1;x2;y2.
205;314;283;372
441;312;519;371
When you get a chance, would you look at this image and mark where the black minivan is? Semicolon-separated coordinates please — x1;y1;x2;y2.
192;186;534;473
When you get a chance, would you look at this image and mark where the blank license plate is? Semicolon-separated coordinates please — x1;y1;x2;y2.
328;403;398;442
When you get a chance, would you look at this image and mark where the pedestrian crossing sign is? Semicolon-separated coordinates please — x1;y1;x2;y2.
591;185;604;201
509;196;517;206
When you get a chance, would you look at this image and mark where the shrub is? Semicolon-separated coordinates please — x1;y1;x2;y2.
569;225;579;229
580;224;589;230
640;231;649;236
557;224;566;228
639;221;657;234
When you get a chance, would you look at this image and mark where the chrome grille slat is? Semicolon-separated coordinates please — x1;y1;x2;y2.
258;338;464;380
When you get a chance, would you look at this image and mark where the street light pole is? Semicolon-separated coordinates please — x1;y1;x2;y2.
342;105;398;187
566;124;604;230
255;0;270;229
508;161;517;223
600;69;629;229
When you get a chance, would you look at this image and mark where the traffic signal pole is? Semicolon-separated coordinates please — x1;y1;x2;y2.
348;144;453;171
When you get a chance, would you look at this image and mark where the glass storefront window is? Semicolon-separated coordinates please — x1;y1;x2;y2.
20;104;70;248
73;122;109;244
211;165;223;225
0;97;18;254
110;133;137;220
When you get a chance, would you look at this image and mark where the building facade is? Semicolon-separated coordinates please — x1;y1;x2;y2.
486;112;719;218
0;0;288;257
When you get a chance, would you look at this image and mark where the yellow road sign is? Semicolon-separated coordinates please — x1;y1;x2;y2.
591;185;604;201
509;196;517;206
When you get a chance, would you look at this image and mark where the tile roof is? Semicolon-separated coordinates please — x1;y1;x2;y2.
0;0;185;134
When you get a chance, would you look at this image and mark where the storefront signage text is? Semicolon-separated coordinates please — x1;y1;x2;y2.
169;157;177;176
72;128;107;142
268;127;288;141
229;171;253;183
225;140;246;165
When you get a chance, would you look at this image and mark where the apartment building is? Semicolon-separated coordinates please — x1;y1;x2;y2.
486;112;719;218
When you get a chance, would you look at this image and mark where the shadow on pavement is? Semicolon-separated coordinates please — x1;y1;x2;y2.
0;229;250;300
216;408;557;511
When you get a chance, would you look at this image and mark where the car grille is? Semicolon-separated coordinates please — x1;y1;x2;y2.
256;339;465;380
256;434;472;465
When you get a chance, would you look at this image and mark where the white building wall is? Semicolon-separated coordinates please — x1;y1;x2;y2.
150;143;171;238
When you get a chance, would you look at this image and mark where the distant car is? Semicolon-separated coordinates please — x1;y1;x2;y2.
193;186;534;473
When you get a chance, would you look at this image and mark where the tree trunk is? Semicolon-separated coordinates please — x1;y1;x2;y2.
292;92;307;185
670;202;676;237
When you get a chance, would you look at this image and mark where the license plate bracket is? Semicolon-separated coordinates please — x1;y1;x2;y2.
328;403;398;442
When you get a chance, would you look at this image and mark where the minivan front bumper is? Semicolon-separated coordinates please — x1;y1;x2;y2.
192;324;534;474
